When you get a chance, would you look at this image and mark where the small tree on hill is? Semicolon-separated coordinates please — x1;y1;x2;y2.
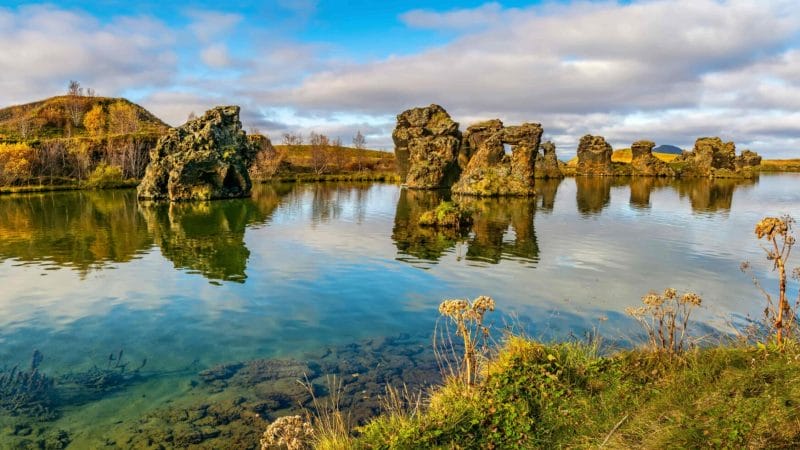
66;80;85;128
353;130;366;149
309;132;331;175
282;132;303;146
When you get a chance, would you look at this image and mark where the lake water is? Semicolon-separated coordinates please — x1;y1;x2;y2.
1;175;799;447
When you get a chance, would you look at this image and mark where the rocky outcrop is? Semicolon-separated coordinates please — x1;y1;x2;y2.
392;104;462;189
674;137;760;178
452;121;542;196
735;149;762;170
137;106;257;201
630;140;675;177
535;141;564;179
576;135;613;176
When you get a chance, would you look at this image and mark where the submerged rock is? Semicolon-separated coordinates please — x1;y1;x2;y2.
535;141;564;179
630;140;675;177
576;135;614;176
137;106;258;201
392;104;462;189
452;120;542;196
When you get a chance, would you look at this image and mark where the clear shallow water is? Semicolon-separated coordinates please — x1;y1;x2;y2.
1;175;799;446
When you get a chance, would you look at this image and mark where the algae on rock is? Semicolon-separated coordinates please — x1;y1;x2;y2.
137;106;258;201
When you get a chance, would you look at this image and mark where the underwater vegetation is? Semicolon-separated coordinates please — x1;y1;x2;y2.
0;350;56;420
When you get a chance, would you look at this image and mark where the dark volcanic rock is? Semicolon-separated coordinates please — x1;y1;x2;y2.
392;104;462;189
137;106;258;201
452;120;542;196
535;141;564;179
630;140;675;177
576;135;613;176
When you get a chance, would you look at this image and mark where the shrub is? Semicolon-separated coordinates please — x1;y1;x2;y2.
742;215;798;347
625;288;702;354
85;163;124;188
0;142;34;184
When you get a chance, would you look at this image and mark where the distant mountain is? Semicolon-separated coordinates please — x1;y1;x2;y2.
653;144;683;155
0;95;168;141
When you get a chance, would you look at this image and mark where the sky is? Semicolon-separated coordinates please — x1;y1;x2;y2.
0;0;798;157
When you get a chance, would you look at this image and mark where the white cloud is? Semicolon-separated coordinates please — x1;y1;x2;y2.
400;2;504;30
201;44;233;69
270;0;800;156
0;5;176;104
185;10;242;42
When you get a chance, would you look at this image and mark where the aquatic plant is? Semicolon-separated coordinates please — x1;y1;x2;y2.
58;349;147;397
742;215;799;347
0;350;56;419
625;288;702;354
435;296;495;386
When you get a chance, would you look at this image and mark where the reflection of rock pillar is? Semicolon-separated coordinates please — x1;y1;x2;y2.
629;177;654;209
576;177;612;215
138;192;284;282
505;198;539;260
392;189;458;261
534;178;562;211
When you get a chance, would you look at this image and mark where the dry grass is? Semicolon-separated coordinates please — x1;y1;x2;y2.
566;149;678;166
759;159;800;172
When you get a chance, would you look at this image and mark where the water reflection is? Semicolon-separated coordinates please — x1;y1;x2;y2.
458;196;539;264
629;177;672;209
392;189;463;263
575;177;615;215
0;190;152;275
391;189;539;265
139;185;289;282
535;178;562;212
677;178;757;213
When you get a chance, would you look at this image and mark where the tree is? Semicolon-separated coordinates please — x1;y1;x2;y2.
16;116;36;140
66;80;85;128
83;104;106;136
0;143;34;184
352;130;366;149
281;132;303;146
86;87;96;97
108;101;140;135
188;111;197;122
67;80;83;96
309;132;331;175
353;130;368;171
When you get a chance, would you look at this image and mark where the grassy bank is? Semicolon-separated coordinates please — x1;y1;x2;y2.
0;179;138;195
335;337;800;449
260;171;401;184
759;159;800;172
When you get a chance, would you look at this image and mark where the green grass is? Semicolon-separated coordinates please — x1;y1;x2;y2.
328;337;800;449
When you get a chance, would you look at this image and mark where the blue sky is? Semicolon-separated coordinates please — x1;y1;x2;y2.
0;1;798;156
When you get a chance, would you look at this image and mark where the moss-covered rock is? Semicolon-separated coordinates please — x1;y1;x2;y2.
630;140;675;177
392;104;462;189
418;201;473;230
452;121;542;196
535;141;564;179
575;135;613;176
137;106;257;201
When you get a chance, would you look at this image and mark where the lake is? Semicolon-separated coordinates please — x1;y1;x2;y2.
1;174;799;447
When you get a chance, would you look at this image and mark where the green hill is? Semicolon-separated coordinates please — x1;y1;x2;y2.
0;95;168;142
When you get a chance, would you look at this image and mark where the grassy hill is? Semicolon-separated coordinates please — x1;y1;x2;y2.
0;95;168;141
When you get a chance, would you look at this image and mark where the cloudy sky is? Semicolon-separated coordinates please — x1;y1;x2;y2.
0;0;798;157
